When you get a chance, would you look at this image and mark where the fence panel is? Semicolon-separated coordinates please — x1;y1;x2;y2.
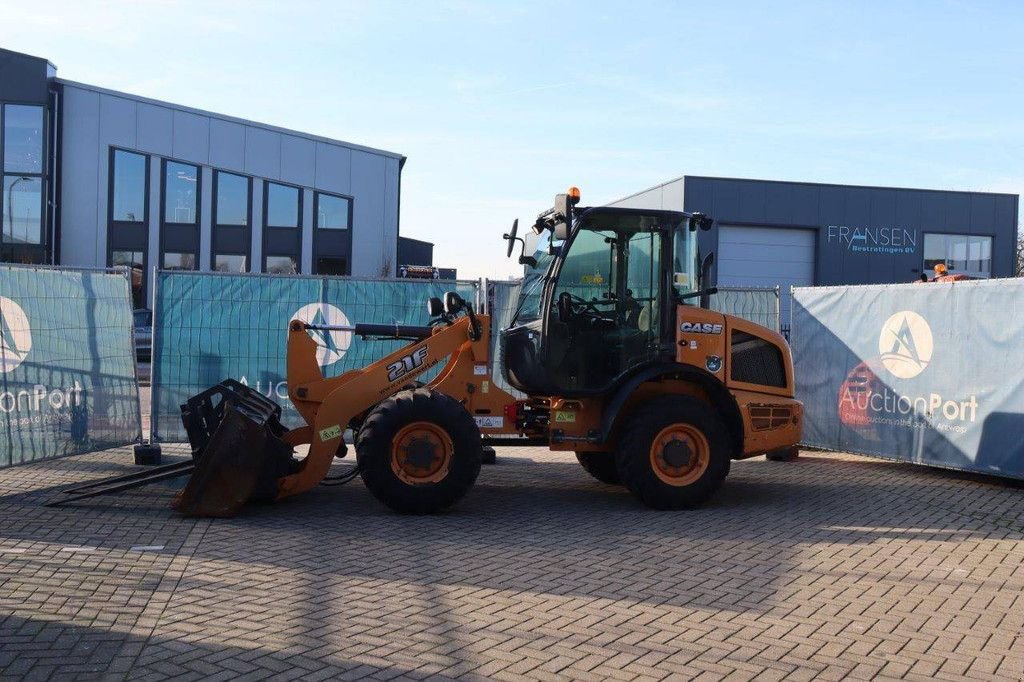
487;280;524;398
708;287;780;332
0;265;140;468
793;279;1024;480
151;272;478;442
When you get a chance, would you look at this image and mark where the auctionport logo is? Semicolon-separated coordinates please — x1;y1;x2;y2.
0;297;32;373
878;311;933;379
291;303;351;366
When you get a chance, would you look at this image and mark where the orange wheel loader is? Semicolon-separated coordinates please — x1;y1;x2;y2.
172;188;802;516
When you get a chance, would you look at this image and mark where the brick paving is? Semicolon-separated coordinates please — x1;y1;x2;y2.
1;445;1022;680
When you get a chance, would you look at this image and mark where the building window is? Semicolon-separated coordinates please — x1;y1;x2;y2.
3;176;42;245
111;149;147;223
112;250;145;308
265;255;298;274
266;182;300;228
2;104;46;257
164;161;199;224
215;171;250;226
3;104;44;174
163;252;197;270
214;254;247;273
316;257;347;276
316;192;351;230
923;234;992;279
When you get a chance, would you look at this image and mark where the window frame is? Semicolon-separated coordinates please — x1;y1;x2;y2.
922;232;994;279
262;180;303;273
1;102;49;254
312;190;354;276
210;169;252;272
212;169;252;228
158;157;201;276
161;158;201;227
263;180;302;229
107;147;150;226
106;147;150;305
213;252;249;274
314;190;353;231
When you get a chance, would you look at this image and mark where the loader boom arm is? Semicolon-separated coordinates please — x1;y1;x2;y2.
278;314;513;499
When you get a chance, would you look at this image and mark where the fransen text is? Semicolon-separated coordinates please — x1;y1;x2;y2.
826;225;918;255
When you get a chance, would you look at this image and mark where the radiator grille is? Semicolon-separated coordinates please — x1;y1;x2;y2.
731;331;786;388
749;404;794;431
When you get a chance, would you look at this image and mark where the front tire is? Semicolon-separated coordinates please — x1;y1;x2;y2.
575;451;621;485
356;389;482;513
615;396;732;509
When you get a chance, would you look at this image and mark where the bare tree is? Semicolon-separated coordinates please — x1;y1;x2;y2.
1017;235;1024;277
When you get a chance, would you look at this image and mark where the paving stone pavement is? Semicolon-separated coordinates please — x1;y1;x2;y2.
1;445;1022;681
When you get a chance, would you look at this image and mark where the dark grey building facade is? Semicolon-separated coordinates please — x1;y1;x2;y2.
612;175;1019;323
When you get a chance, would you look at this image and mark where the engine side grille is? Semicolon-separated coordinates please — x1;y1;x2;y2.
749;404;794;431
731;331;786;388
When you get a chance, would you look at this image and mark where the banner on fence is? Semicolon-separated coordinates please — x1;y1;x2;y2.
793;280;1024;479
151;272;478;442
0;266;140;467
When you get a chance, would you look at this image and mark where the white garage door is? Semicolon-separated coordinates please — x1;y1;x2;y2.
716;226;816;329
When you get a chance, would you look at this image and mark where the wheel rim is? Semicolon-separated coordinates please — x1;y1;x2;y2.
649;424;710;486
391;421;453;485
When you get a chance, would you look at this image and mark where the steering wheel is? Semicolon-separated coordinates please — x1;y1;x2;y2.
558;292;615;324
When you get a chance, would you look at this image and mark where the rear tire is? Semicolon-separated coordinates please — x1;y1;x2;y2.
356;389;482;513
615;396;732;509
575;451;621;485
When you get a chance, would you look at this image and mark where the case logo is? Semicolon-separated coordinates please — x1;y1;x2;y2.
680;322;722;335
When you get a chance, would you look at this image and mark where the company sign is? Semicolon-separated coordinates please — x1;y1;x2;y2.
792;281;1024;479
151;272;478;442
825;225;918;255
0;267;140;468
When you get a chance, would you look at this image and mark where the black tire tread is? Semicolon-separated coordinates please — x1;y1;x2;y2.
575;451;622;485
356;389;481;513
615;396;732;510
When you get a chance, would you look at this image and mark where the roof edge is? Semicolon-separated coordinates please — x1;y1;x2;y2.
55;77;406;162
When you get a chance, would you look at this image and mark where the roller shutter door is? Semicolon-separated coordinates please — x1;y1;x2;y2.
716;226;815;329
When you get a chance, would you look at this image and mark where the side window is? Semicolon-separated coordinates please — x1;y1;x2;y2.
624;230;661;333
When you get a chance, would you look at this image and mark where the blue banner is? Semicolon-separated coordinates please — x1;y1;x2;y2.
793;280;1024;480
151;272;478;442
0;266;140;468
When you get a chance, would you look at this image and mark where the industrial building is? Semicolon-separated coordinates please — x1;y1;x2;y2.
0;47;419;308
611;176;1019;325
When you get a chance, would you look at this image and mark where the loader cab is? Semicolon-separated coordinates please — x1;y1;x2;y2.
503;204;701;397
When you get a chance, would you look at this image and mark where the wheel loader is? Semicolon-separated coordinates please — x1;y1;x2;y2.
163;188;802;516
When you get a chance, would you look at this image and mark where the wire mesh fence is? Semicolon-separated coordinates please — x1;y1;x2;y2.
150;271;479;442
707;287;781;332
0;265;140;468
487;280;524;398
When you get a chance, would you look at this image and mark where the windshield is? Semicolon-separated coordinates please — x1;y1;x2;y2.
512;231;558;324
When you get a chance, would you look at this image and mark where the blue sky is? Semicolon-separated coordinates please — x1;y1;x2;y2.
3;1;1022;278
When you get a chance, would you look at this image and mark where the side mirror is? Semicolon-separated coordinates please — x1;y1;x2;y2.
518;255;538;268
556;292;573;323
503;218;519;258
427;297;444;317
689;213;714;231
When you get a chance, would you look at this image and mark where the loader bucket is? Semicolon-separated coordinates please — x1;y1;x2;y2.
174;380;298;517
